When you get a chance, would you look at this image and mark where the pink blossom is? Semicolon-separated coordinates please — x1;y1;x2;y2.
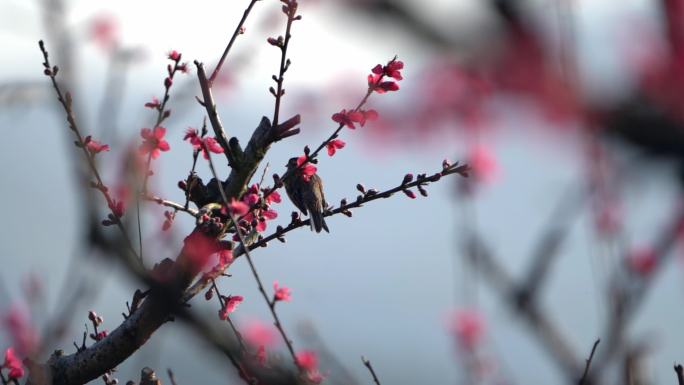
305;370;325;384
89;14;119;51
219;295;244;320
168;50;181;61
295;350;318;371
84;136;110;154
3;347;24;380
139;127;170;159
372;59;404;80
326;139;346;156
273;281;292;302
332;109;362;129
218;249;234;267
368;74;400;94
255;345;267;366
355;109;379;127
182;231;219;274
184;128;225;159
226;199;250;216
296;155;317;182
4;306;38;356
108;199;125;218
265;190;282;205
451;310;485;350
468;144;499;184
262;209;278;220
244;320;277;348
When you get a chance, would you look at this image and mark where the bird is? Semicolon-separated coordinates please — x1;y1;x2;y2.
284;157;329;233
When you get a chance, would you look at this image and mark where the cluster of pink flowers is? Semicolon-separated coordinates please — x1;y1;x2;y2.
233;184;281;234
368;59;403;93
183;128;224;159
2;347;24;381
182;231;233;275
296;350;325;384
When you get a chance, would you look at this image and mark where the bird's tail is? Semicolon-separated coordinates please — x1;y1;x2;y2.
310;210;329;233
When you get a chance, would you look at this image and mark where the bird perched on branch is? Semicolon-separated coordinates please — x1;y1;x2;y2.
284;156;329;233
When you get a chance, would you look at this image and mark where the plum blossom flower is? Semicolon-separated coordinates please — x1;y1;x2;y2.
326;139;346;156
296;350;325;384
468;144;499;184
108;199;125;218
295;350;318;371
4;306;39;356
168;50;181;61
3;347;24;380
273;281;292;302
183;231;220;274
139;127;170;159
89;14;119;52
219;295;244;320
84;136;110;155
225;199;250;216
244;320;277;348
332;109;363;129
372;59;404;80
255;345;267;366
450;309;485;350
355;109;379;127
296;155;317;182
265;190;282;205
183;128;224;159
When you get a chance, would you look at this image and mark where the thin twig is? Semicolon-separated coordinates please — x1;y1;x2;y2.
144;194;199;218
167;368;178;385
203;145;299;365
579;339;600;385
183;163;469;300
361;356;381;385
675;364;684;385
209;0;260;84
211;279;247;351
39;40;140;263
271;2;298;128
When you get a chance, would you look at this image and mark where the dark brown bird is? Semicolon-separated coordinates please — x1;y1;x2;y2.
284;157;329;233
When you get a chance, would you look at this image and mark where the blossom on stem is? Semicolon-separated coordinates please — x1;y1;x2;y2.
450;309;485;350
3;347;24;380
273;281;292;302
219;295;244;320
296;155;317;182
183;128;224;159
226;199;250;216
326;139;346;156
168;50;181;61
84;136;110;154
139;127;170;159
332;109;363;129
